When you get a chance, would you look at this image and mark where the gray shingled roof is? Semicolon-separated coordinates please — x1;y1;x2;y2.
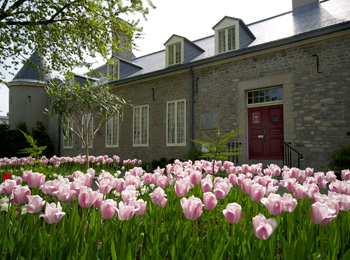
110;0;349;82
11;51;54;83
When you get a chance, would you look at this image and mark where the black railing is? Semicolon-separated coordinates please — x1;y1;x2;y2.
283;142;303;168
227;142;241;164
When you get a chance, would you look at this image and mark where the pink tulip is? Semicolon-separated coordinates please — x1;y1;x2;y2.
261;193;283;216
241;179;252;194
252;214;277;240
214;182;231;200
142;173;153;184
26;172;46;188
160;198;168;208
98;179;115;194
0;179;17;194
228;174;237;185
242;164;250;173
203;192;217;211
129;198;147;215
311;202;337;225
24;195;45;213
201;177;213;192
281;193;297;212
305;167;314;176
117;201;136;220
124;175;141;189
223;203;242;223
305;183;319;199
94;191;104;209
100;199;117;219
78;188;99;208
11;186;31;204
325;171;337;182
149;187;167;206
180;196;203;221
121;188;139;204
249;183;265;203
341;170;350;180
280;178;296;192
53;183;76;201
40;202;66;224
114;178;126;193
189;171;202;185
156;175;169;188
175;179;191;197
292;183;307;199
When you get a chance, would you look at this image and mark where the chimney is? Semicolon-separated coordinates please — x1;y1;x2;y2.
292;0;319;13
111;19;134;62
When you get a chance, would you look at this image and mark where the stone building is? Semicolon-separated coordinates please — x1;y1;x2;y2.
9;0;350;171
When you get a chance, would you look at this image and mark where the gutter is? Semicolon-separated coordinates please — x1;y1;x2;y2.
109;21;350;86
189;67;194;150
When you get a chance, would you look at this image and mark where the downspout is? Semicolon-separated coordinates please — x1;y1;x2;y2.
189;66;194;150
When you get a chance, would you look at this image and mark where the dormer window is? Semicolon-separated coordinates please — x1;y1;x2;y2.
218;26;236;53
107;57;119;81
168;42;181;66
213;16;255;55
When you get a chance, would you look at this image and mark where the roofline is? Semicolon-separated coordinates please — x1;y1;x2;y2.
108;21;350;86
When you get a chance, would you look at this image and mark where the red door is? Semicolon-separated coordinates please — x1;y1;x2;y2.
248;105;284;160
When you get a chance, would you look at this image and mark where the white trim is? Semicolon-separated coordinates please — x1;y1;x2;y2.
166;99;186;146
165;37;184;67
62;120;73;149
246;86;283;107
214;18;239;55
133;105;149;147
107;57;119;81
105;113;119;148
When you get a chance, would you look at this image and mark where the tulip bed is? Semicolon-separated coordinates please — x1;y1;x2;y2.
1;156;350;259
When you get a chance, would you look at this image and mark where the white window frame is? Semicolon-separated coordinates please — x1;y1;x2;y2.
168;42;181;66
246;86;283;107
105;113;119;147
218;26;236;54
62;120;73;149
166;99;186;146
133;105;149;147
107;57;119;81
82;113;93;148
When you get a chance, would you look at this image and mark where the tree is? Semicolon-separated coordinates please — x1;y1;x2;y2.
0;0;154;82
32;121;55;158
46;72;128;169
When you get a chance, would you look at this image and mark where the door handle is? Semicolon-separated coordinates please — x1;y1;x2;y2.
258;135;264;139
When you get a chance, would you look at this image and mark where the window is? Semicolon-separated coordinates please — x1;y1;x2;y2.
167;99;186;146
106;114;119;147
63;120;73;149
168;42;181;66
82;113;93;148
133;105;149;146
218;26;236;53
247;87;283;105
27;95;32;104
107;58;119;81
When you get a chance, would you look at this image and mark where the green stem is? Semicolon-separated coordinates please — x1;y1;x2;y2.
320;225;325;260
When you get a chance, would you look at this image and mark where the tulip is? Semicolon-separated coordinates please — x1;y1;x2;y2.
11;186;31;204
292;183;307;199
100;199;117;219
261;193;283;216
53;183;76;201
117;201;136;220
214;182;231;200
241;179;252;194
121;188;139;204
114;178;126;193
341;169;350;180
142;173;153;184
223;203;242;224
149;187;167;206
129;198;147;215
40;202;66;224
78;188;98;208
160;198;168;208
98;178;114;194
281;193;297;212
0;179;17;194
25;195;45;213
26;172;46;188
175;179;191;197
94;191;104;209
203;192;217;211
311;202;337;225
189;171;202;185
156;175;169;188
180;196;203;221
252;214;277;240
249;183;265;203
201;177;213;192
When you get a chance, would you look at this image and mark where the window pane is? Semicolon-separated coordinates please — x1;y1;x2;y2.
167;103;175;144
227;26;235;51
175;43;181;64
134;108;140;145
177;101;185;143
218;30;225;53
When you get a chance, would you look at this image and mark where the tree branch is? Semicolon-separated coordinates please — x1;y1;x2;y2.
0;0;27;21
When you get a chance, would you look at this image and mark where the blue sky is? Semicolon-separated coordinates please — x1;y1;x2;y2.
0;0;292;117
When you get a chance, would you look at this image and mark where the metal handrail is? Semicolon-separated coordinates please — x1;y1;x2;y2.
227;142;241;164
283;142;303;168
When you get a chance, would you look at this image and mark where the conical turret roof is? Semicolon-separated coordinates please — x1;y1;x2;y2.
11;51;54;83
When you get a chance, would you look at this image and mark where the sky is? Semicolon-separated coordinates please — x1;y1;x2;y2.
0;0;292;117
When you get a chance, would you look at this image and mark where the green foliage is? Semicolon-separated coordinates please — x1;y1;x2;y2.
32;121;55;158
17;129;47;160
184;147;203;162
8;121;29;158
328;145;350;172
0;0;155;82
46;72;129;168
192;126;241;162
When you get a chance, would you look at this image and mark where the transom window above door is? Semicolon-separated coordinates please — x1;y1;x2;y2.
247;87;283;105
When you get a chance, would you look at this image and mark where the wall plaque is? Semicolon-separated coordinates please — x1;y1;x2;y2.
200;113;218;130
